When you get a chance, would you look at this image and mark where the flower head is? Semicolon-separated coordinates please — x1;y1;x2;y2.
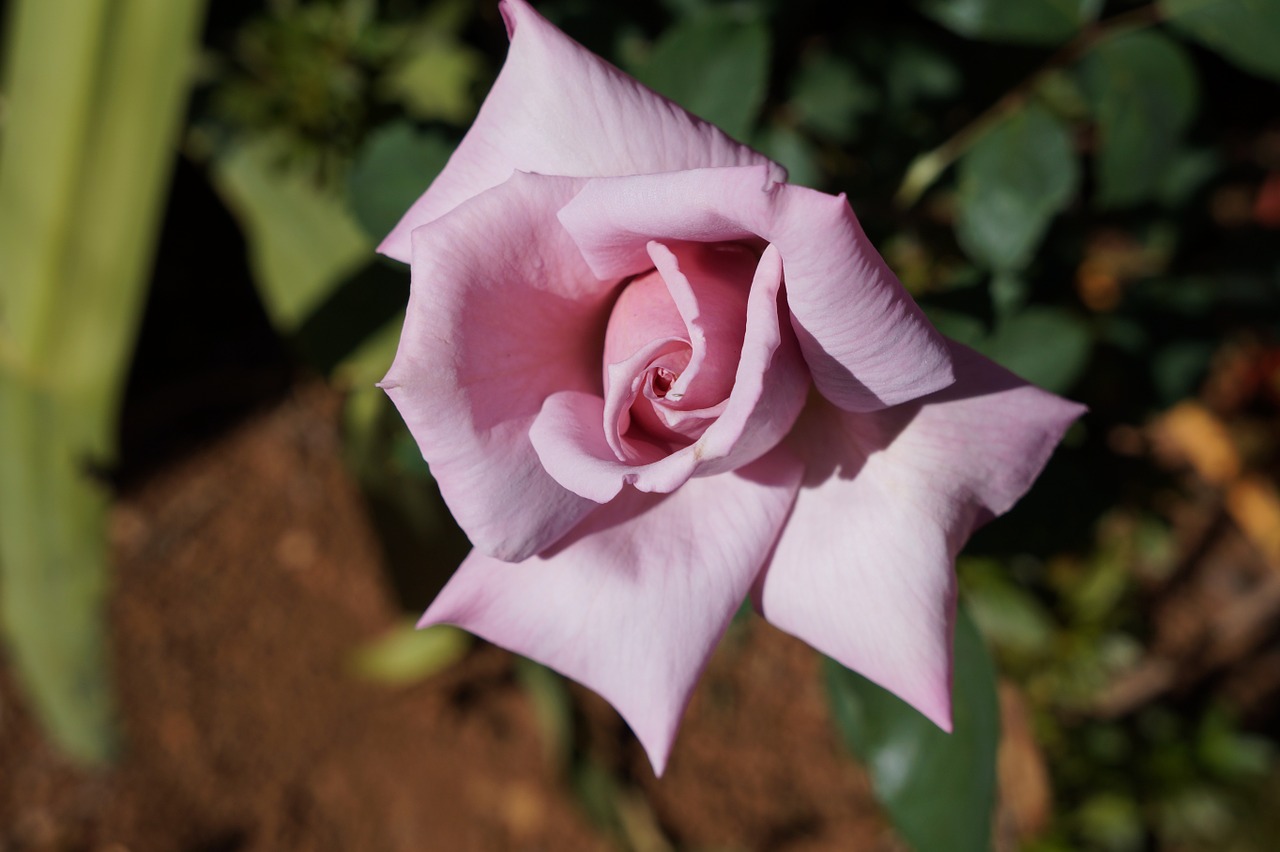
379;0;1084;774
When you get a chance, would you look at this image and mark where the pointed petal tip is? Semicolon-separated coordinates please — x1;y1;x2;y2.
375;232;410;265
897;674;953;733
498;0;517;36
645;746;670;778
928;701;955;735
498;0;532;38
619;704;677;778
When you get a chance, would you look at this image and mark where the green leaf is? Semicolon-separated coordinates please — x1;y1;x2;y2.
826;608;999;852
1083;31;1199;208
960;558;1055;659
212;136;371;332
348;622;471;684
1152;340;1213;404
515;658;574;771
990;271;1029;318
923;306;988;349
976;307;1092;393
790;52;878;142
347;122;454;240
885;41;962;110
1162;0;1280;83
0;381;115;763
380;32;485;124
919;0;1102;45
1155;147;1220;207
633;10;770;140
1078;792;1144;852
753;123;823;188
0;0;207;764
1196;705;1275;779
955;101;1079;272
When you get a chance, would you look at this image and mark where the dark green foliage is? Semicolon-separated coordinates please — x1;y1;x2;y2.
827;609;1000;852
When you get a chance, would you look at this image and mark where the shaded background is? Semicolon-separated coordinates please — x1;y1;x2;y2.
2;0;1280;849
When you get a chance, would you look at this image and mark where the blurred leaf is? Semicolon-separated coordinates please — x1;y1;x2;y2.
0;0;206;764
337;314;403;479
1226;476;1280;568
515;658;574;771
955;102;1079;272
292;260;408;373
0;385;114;763
1098;315;1148;352
572;758;629;838
1156;148;1220;207
1077;792;1144;852
919;0;1102;45
753;123;822;188
1083;31;1198;209
634;10;770;140
991;271;1029;318
1156;787;1236;845
1151;401;1240;485
1069;546;1134;624
348;622;470;683
1036;68;1092;123
1163;0;1280;82
884;39;962;110
790;51;878;142
1197;706;1276;780
923;306;988;348
1152;340;1213;404
379;26;485;124
347;121;454;240
826;608;999;852
961;559;1055;659
334;312;404;392
968;583;1055;658
212;136;371;331
977;307;1092;393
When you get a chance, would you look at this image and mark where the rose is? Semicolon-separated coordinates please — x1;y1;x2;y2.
378;0;1084;774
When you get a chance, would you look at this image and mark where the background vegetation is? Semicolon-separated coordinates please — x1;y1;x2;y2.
2;0;1279;848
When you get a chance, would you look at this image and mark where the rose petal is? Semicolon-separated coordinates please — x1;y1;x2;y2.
648;240;753;410
379;0;783;262
419;448;805;774
380;172;612;561
558;166;955;411
529;244;808;500
755;341;1086;729
602;336;689;460
601;268;687;371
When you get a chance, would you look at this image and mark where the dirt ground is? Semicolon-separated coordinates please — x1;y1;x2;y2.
0;385;905;851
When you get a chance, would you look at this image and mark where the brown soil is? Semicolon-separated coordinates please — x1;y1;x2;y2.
0;384;897;851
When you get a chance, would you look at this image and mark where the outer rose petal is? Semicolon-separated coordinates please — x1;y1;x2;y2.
380;172;611;561
529;244;808;501
557;166;955;411
419;449;805;774
378;0;783;262
755;342;1086;730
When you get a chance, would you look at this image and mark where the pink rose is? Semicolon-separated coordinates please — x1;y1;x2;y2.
379;0;1084;773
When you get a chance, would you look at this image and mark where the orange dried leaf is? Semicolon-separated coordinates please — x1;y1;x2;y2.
1226;476;1280;569
1149;402;1241;486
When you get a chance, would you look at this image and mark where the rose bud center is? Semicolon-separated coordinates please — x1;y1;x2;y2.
599;240;757;462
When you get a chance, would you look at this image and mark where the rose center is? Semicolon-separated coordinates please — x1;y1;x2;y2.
650;367;678;399
599;240;757;462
